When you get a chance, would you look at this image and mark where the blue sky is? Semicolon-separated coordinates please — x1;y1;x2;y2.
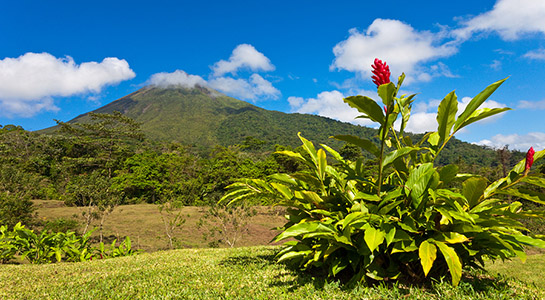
1;0;545;151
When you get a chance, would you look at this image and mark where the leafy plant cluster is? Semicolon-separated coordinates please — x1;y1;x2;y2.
0;222;139;264
222;74;545;286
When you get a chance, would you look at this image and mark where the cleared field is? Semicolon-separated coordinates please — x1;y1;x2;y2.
33;200;286;252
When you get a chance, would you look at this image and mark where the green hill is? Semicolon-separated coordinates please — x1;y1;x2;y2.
40;85;522;167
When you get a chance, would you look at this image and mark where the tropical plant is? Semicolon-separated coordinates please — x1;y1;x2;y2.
221;59;545;286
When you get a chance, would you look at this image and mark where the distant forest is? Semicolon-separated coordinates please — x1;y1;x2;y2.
0;112;541;229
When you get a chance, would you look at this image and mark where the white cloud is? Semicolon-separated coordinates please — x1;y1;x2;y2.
0;52;135;117
211;44;275;76
477;132;545;151
518;99;545;110
208;74;280;101
523;49;545;60
148;70;207;88
330;19;456;83
288;90;376;126
454;0;545;41
402;96;507;134
489;60;502;70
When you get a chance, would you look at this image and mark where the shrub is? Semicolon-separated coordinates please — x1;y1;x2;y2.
222;63;545;286
0;191;34;229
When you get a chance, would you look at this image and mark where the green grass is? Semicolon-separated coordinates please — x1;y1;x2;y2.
0;246;543;300
487;253;545;289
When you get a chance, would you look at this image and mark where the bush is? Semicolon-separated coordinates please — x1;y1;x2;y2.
222;71;545;286
0;192;34;229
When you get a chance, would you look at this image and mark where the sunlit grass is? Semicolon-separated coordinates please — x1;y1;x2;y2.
0;246;542;300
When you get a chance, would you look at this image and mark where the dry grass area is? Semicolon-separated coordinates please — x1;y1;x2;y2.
32;200;286;252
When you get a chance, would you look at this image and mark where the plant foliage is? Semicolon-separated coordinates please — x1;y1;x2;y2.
222;74;545;286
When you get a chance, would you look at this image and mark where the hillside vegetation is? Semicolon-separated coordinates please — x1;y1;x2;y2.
39;86;523;166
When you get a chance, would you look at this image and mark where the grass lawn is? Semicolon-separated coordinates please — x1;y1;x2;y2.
0;246;543;300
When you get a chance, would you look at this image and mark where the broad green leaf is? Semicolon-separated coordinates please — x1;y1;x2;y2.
498;188;545;205
405;163;435;207
436;232;469;244
344;95;385;125
453;77;507;133
428;132;440;147
364;227;385;252
462;177;488;208
298;132;318;164
439;164;459;185
483;177;507;198
378;82;396;107
521;176;545;188
506;234;545;249
382;147;420;168
382;224;397;246
320;144;344;162
470;198;503;213
275;150;304;161
268;173;298;186
299;191;324;206
316;149;327;181
354;192;382;202
334;135;379;157
277;250;311;263
331;256;349;276
436;90;458;145
270;183;293;200
273;222;334;242
419;240;437;277
456;107;511;131
435;242;462;286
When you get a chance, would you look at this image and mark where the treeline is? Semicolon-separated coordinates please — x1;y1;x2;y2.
0;114;309;227
0;112;540;229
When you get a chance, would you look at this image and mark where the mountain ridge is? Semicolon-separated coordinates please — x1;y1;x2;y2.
40;85;519;166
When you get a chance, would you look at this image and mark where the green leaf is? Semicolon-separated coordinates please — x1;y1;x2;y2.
439;164;459;185
364;227;385;252
354;192;382;202
435;241;462;286
419;240;437;277
521;176;545;189
498;188;545;205
316;149;327;181
378;82;396;107
436;232;469;244
405;163;435;207
275;150;304;161
456;107;511;131
453;77;508;133
334;135;379;157
273;222;334;242
298;132;318;164
462;177;488;208
277;250;311;263
343;95;385;125
320;144;344;162
382;147;420;168
436;90;458;145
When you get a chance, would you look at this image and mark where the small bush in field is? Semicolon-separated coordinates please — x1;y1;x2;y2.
222;60;545;286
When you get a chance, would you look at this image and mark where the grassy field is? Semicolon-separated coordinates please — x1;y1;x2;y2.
33;200;286;251
0;246;543;300
2;201;544;299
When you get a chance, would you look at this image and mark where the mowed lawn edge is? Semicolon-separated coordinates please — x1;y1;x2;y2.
1;246;543;300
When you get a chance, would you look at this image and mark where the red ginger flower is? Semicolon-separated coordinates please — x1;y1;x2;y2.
371;58;391;88
525;147;535;174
